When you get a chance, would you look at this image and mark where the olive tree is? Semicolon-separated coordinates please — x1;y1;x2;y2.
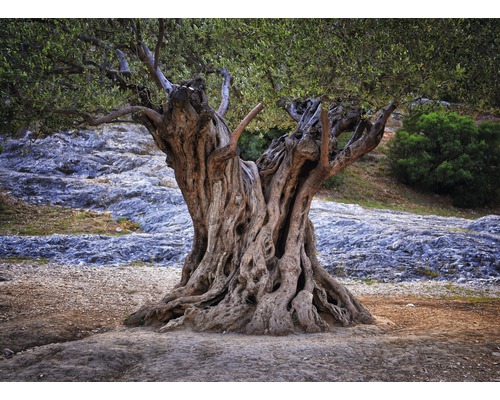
1;18;497;334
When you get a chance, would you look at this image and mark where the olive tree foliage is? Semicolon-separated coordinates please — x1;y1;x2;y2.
0;19;497;334
1;19;497;135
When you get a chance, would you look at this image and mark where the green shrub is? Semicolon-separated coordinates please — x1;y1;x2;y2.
388;112;500;207
238;128;285;161
322;172;345;189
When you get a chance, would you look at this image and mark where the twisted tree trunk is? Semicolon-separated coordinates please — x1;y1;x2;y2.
125;77;396;335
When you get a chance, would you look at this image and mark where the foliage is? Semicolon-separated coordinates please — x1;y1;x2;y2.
0;18;498;136
322;172;345;189
238;128;284;161
388;112;500;207
0;20;133;134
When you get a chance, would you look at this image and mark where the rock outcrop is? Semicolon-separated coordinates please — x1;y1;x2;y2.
1;125;498;283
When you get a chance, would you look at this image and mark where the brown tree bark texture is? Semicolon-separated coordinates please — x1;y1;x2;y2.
125;78;396;335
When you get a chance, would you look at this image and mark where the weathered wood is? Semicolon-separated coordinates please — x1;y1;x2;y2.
125;78;396;335
229;103;264;153
217;68;231;117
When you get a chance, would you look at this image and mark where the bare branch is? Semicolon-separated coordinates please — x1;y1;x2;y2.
116;49;130;73
78;35;131;74
370;98;398;135
137;42;174;95
344;120;368;149
126;19;173;96
154;19;165;71
50;106;163;127
86;106;163;126
327;99;397;176
300;100;322;134
283;101;302;122
48;64;85;75
320;98;330;169
217;68;231;117
229;103;264;152
78;35;110;48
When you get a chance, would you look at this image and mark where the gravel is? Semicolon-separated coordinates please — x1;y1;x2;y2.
2;261;499;302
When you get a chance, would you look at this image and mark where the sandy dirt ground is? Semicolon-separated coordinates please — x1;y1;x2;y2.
0;262;499;382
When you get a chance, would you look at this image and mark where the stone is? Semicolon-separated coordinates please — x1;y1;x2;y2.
0;273;12;281
0;124;499;283
3;348;14;359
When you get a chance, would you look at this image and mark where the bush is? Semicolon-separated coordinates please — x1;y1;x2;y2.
238;128;285;161
322;172;345;189
388;112;500;208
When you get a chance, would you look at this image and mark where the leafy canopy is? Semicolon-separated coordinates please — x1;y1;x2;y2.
1;18;498;135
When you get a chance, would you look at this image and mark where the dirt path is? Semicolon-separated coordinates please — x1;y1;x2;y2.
0;262;499;382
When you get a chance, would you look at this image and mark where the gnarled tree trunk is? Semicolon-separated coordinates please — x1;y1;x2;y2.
125;77;396;335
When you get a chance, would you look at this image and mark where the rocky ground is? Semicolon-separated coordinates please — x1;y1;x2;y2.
0;124;498;282
0;124;499;382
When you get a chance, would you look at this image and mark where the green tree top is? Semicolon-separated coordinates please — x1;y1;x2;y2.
1;18;498;135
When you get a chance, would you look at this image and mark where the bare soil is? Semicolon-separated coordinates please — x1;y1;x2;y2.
0;262;499;382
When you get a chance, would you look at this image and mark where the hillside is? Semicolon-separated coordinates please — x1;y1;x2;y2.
318;127;499;219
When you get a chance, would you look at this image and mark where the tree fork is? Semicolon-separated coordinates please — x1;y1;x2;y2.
125;79;395;335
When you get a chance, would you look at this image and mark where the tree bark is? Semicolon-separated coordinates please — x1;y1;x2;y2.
125;78;396;335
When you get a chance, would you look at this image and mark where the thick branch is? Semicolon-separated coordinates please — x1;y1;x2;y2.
344;120;367;149
51;106;163;127
126;18;173;100
328;106;363;138
217;68;231;117
229;103;264;152
371;98;398;134
328;99;397;176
